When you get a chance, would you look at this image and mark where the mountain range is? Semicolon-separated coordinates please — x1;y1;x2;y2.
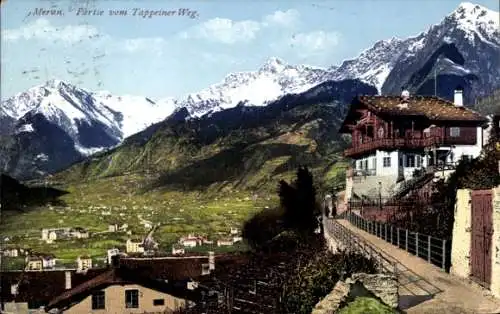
0;2;499;181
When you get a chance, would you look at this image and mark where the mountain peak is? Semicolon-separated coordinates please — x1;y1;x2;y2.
42;79;69;90
449;2;499;29
259;57;287;73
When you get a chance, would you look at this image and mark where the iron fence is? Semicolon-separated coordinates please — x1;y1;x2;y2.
346;212;449;271
324;218;398;276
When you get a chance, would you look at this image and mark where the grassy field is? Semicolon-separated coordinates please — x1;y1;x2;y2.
0;173;276;266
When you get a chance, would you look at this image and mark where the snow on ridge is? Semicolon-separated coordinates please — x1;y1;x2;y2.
74;144;109;157
16;124;34;133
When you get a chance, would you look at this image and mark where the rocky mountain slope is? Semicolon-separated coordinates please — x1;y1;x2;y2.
171;3;498;117
51;80;377;193
381;2;500;104
0;80;176;179
1;2;498;181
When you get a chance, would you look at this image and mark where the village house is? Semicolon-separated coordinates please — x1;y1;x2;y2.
126;238;145;254
230;227;239;235
108;224;119;232
232;236;243;243
172;244;185;255
69;227;89;239
25;254;56;271
26;256;43;271
1;252;221;312
76;255;93;272
217;237;234;247
2;248;19;257
41;227;89;243
202;238;214;245
339;88;488;203
179;234;203;248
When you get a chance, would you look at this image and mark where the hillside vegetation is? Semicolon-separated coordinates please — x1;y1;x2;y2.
0;80;374;261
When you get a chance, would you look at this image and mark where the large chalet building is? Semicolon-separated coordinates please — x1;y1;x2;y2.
339;88;488;202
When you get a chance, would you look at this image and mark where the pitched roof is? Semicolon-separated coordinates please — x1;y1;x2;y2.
358;95;486;121
46;268;201;310
0;269;107;308
340;95;487;133
120;256;209;281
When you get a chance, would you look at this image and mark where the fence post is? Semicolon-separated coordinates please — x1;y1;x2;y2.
416;232;419;257
442;239;446;270
385;224;388;241
405;229;408;251
397;228;400;247
427;235;431;263
390;225;393;244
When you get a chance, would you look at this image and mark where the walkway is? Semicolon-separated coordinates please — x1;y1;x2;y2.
336;219;500;314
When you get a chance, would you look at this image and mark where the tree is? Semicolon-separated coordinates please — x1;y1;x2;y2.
279;166;320;234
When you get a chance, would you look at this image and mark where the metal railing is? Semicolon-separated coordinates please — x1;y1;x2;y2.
345;212;448;271
324;218;398;275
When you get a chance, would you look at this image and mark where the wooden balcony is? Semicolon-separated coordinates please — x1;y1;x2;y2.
344;135;476;157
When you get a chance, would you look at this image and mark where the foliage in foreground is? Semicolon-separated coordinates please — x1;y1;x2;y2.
338;297;398;314
281;250;379;314
242;166;321;249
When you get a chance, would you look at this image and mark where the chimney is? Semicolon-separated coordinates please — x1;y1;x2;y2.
208;251;215;271
65;271;72;290
401;90;410;102
454;86;464;107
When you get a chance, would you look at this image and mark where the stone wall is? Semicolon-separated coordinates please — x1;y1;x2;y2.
311;273;399;314
450;187;500;299
450;189;472;278
323;220;345;253
491;186;500;298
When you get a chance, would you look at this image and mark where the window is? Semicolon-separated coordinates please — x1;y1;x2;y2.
406;155;415;167
450;127;460;137
153;299;165;306
416;156;422;167
125;289;139;308
377;127;384;139
92;291;105;310
371;158;376;169
399;157;403;167
364;160;368;170
383;157;391;167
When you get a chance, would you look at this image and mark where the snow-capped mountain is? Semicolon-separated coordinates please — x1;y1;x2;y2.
381;2;500;103
0;80;177;179
0;80;177;155
173;2;498;117
176;57;337;117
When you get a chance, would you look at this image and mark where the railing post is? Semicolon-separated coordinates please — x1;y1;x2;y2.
396;228;400;247
390;225;393;244
385;224;388;241
405;229;408;251
416;232;419;257
442;239;446;270
427;235;431;263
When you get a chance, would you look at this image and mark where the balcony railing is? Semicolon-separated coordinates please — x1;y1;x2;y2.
344;135;476;157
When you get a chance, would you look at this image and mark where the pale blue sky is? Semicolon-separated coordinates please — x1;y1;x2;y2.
1;0;498;100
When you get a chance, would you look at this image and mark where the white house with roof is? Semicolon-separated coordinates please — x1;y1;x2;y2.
339;88;488;201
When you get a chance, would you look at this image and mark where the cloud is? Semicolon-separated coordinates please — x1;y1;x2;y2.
287;31;341;55
263;9;300;28
179;9;300;44
179;18;261;44
2;18;102;43
124;37;167;55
